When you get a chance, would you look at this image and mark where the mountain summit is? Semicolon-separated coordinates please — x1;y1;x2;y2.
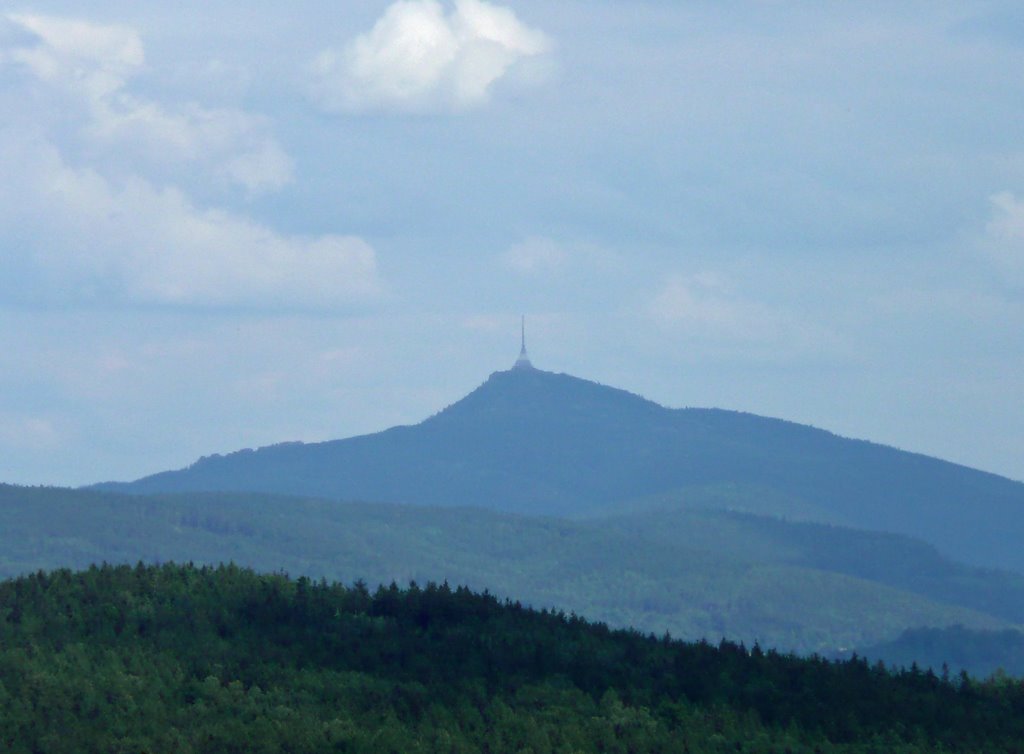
95;366;1024;572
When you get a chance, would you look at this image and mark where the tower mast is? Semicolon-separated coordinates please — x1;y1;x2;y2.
514;315;533;370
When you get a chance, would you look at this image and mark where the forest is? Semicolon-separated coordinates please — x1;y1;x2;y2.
2;562;1023;753
3;483;1023;675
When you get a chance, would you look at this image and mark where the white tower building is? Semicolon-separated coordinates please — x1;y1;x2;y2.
513;315;534;370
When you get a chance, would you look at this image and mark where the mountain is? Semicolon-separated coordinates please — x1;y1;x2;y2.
854;625;1024;679
96;366;1024;573
3;483;1023;661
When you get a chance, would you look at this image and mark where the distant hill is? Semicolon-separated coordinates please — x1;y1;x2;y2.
855;625;1024;679
3;484;1022;664
95;367;1024;573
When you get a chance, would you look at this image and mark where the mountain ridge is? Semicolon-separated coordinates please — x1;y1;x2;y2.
93;366;1024;572
3;483;1023;661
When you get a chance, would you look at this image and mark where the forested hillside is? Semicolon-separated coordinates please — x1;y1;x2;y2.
2;484;1022;671
2;563;1023;753
856;626;1024;679
96;368;1024;573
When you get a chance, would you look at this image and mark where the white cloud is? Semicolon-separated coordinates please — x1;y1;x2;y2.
6;13;143;96
501;237;568;275
310;0;550;112
0;412;61;451
646;273;831;350
983;191;1024;275
499;237;621;278
649;274;753;335
3;13;293;193
986;192;1024;241
0;135;379;308
0;13;378;309
460;313;506;332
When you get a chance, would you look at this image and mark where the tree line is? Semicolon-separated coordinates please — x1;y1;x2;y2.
1;562;1022;752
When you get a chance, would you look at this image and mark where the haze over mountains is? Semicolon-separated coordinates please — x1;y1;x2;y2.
97;364;1024;574
1;356;1019;675
3;483;1023;669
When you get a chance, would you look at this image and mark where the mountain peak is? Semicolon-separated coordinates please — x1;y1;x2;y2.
427;366;666;429
91;362;1024;573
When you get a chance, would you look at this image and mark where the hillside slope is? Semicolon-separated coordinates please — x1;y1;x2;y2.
854;625;1024;679
3;484;1022;660
3;563;1023;753
96;367;1024;572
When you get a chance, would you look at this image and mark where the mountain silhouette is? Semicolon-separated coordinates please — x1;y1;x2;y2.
96;367;1024;572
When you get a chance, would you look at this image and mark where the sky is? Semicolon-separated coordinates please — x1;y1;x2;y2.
1;0;1024;486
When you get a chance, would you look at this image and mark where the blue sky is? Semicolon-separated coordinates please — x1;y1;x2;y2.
2;0;1023;486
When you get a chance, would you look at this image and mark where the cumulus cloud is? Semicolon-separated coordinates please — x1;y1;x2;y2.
310;0;550;112
0;412;61;451
499;237;620;279
646;273;830;350
3;13;292;193
0;135;379;307
649;274;755;336
983;191;1024;275
501;237;568;275
6;13;143;97
0;13;380;309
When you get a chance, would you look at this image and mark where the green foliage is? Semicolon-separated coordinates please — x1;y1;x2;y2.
2;563;1023;752
857;625;1024;679
1;483;1022;668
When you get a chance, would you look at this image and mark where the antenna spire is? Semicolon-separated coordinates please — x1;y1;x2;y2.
513;315;534;370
